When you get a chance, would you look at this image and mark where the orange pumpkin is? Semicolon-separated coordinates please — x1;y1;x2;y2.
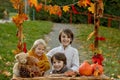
91;63;103;76
79;61;93;76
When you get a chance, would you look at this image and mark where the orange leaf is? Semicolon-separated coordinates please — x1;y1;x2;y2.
35;3;43;12
48;5;61;15
12;13;28;26
63;6;70;12
78;0;90;7
28;0;38;7
117;75;120;79
89;44;95;51
88;3;94;13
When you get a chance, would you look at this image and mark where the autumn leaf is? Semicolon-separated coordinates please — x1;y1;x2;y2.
12;13;28;27
88;3;94;13
2;70;11;77
12;49;21;54
78;0;90;7
5;61;11;66
0;55;2;60
48;5;54;15
117;75;120;79
57;9;62;17
28;0;38;7
89;44;95;51
87;31;95;41
95;36;106;41
35;3;43;12
48;5;61;16
44;5;49;11
63;6;70;12
10;0;24;10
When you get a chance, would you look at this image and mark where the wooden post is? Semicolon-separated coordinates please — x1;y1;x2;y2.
70;10;72;24
17;1;24;52
107;17;112;27
94;0;100;49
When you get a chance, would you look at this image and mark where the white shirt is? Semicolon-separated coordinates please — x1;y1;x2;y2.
47;45;79;71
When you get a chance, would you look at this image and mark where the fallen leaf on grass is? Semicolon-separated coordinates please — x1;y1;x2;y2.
117;75;120;79
118;60;120;64
2;70;11;77
5;61;11;66
0;55;2;60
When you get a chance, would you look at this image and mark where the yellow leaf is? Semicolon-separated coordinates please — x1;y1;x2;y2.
2;70;11;77
87;31;95;41
0;55;2;60
63;6;70;12
117;75;120;79
5;61;11;66
88;3;95;13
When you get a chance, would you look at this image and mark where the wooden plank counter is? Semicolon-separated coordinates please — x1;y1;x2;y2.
12;74;110;80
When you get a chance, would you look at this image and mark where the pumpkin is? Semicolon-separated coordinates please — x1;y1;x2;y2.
91;63;103;76
79;61;93;76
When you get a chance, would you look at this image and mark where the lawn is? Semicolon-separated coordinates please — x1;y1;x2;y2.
75;24;120;79
0;21;120;79
0;20;53;80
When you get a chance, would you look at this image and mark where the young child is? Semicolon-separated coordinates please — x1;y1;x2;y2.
51;52;68;74
47;28;79;72
28;39;50;73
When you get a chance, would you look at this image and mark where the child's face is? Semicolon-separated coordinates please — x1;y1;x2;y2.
53;57;64;71
35;44;45;56
60;32;71;47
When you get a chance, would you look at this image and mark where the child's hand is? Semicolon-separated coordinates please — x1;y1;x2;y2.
34;58;39;63
64;70;79;77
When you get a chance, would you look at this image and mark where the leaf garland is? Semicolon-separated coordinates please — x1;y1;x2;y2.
28;0;96;16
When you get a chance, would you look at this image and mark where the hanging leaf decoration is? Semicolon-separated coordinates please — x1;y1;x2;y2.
28;0;38;7
23;42;27;53
95;36;106;41
92;54;104;65
35;3;43;12
71;5;79;14
10;0;24;10
87;31;95;41
78;0;90;7
12;13;28;27
88;3;94;13
63;6;70;12
97;0;104;17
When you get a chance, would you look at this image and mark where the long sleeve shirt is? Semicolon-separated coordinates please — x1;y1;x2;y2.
28;50;50;72
47;45;79;71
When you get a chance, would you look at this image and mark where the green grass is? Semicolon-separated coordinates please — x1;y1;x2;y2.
0;20;53;80
75;24;120;79
0;22;120;79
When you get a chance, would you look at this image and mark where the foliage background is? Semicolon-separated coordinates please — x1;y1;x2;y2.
29;0;120;28
0;0;120;28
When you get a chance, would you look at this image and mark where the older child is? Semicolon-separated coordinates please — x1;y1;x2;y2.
28;39;50;72
47;28;79;72
51;52;68;74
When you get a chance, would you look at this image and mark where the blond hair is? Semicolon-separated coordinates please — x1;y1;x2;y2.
30;39;47;51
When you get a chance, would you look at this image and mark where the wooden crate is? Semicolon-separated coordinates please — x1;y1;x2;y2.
12;74;110;80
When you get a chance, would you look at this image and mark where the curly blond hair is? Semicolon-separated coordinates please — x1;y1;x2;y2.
30;39;47;51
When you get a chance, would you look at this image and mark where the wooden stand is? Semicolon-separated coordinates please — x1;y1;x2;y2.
12;74;110;80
